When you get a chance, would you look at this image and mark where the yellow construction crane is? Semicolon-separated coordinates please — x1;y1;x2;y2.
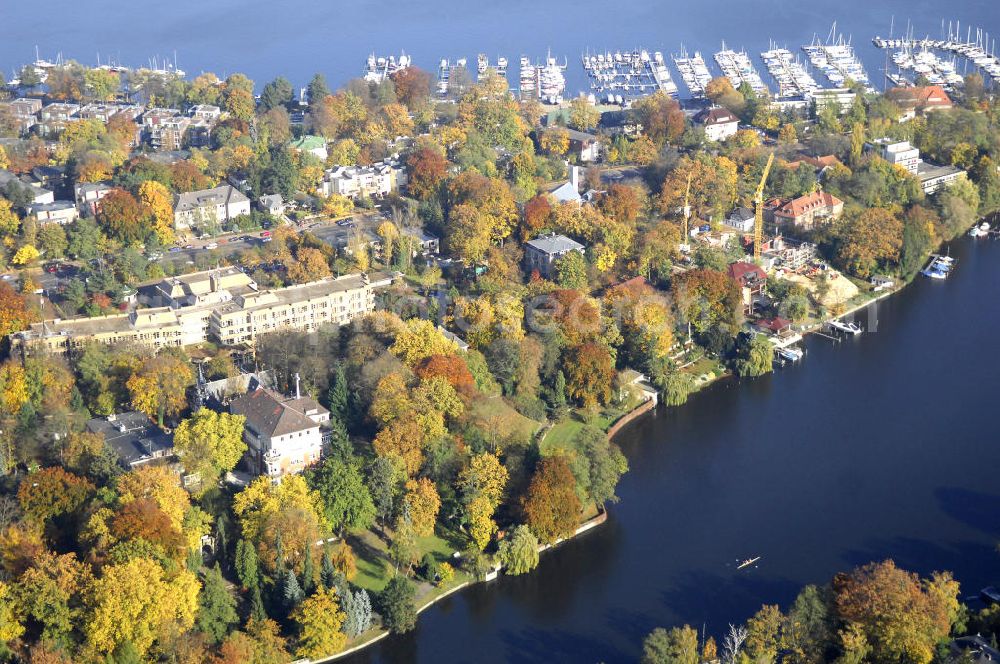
681;172;693;251
754;152;775;263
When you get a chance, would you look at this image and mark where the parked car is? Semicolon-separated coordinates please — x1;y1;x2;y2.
204;242;219;250
260;231;271;238
168;247;182;253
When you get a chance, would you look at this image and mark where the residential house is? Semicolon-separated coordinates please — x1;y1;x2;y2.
230;385;330;479
151;116;192;151
0;98;41;134
75;181;113;215
948;636;1000;664
258;194;284;216
78;103;143;123
524;232;585;278
174;184;251;230
694;106;739;142
786;154;843;179
190;104;222;122
725;207;755;233
86;411;175;469
728;261;767;315
0;170;54;205
318;158;406;200
37;102;80;137
27;200;79;224
547;165;583;204
765;191;844;229
563;128;602;162
401;227;440;256
290;135;328;161
886;85;953;121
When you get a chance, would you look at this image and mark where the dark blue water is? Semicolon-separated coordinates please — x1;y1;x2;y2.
348;235;1000;664
3;0;998;95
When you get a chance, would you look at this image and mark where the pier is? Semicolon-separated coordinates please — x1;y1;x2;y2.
761;46;821;98
714;44;768;95
582;49;678;101
672;49;713;97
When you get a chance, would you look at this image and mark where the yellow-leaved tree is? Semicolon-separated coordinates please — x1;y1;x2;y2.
126;354;194;427
403;478;441;537
138;180;175;245
172;408;247;494
292;586;347;658
85;557;199;656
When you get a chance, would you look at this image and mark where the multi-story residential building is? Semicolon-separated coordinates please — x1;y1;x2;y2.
809;88;857;114
0;98;41;134
210;274;377;346
916;162;967;195
151;116;192;151
869;139;921;174
78;103;143;123
11;272;384;355
318;159;407;200
524;233;586;278
174;185;251;230
230;385;330;479
563;128;602;162
190;104;222;122
0;170;53;205
39;102;80;122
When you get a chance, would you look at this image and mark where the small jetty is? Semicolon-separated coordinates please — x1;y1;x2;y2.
518;52;567;103
737;556;761;570
827;319;863;335
476;54;509;81
672;48;713;97
714;43;768;95
921;253;956;279
874;22;1000;80
761;45;822;98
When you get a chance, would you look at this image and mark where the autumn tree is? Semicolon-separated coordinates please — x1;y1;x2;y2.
672;268;743;335
659;154;739;221
522;194;552;240
292;586;346;658
632;92;686;145
642;625;699;664
835;207;903;278
403;477;441;537
286;247;331;284
18;467;94;524
223;73;256;122
0;283;30;338
406;147;447;200
127;354;194;426
539;127;570;156
85;557;199;657
97;188;148;245
833;560;957;664
522;456;581;544
568;96;600;131
137;180;174;245
173;409;247;493
458;452;509;550
389;318;459;366
564;342;615;408
232;475;328;573
391;66;433;110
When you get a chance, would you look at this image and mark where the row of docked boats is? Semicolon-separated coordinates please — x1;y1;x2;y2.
582;49;678;99
921;254;956;279
714;44;769;95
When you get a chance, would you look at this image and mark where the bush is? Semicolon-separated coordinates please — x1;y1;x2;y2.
420;553;438;583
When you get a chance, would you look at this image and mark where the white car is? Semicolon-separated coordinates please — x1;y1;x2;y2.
204;243;218;250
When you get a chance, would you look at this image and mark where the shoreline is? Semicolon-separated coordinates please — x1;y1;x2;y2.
294;232;983;663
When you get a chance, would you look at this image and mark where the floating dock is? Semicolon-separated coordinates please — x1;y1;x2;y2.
761;45;821;97
582;49;678;101
672;49;713;97
803;23;872;89
714;44;768;95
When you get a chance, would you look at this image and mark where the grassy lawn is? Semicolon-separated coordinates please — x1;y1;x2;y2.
347;523;470;595
542;410;616;455
466;396;544;442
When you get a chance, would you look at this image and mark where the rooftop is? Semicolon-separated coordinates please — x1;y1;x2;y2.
175;184;249;213
86;412;174;467
526;233;585;255
230;387;327;438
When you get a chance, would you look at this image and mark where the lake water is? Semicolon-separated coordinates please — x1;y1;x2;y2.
3;0;998;96
342;235;1000;663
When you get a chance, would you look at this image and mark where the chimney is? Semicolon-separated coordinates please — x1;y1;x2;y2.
570;165;581;191
294;373;301;400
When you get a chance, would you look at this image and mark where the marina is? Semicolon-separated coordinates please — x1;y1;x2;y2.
802;23;872;89
760;45;822;98
714;44;768;95
581;49;678;101
874;23;1000;80
436;57;468;96
921;253;957;279
672;48;714;97
890;47;964;90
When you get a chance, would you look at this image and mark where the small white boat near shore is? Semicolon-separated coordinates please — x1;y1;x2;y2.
827;319;862;335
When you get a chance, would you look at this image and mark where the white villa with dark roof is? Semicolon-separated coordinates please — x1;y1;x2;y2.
230;385;330;479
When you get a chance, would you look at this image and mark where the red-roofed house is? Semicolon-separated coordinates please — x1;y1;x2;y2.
728;261;767;315
886;86;953;122
765;191;844;230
